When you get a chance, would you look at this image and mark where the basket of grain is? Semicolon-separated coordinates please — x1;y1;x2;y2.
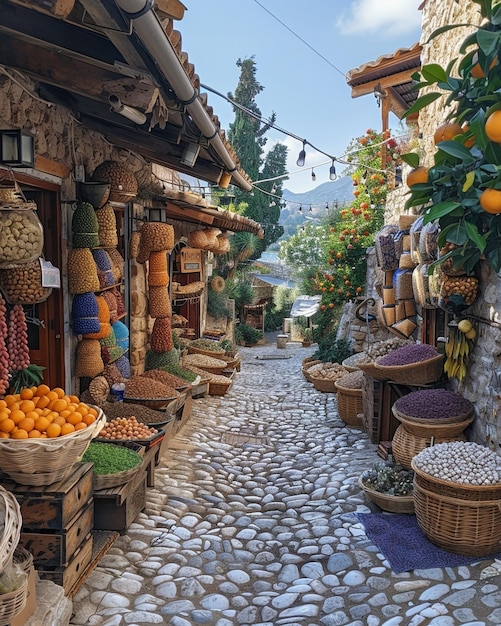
374;343;444;385
335;370;364;428
123;375;179;410
307;362;348;392
182;353;228;375
208;372;234;396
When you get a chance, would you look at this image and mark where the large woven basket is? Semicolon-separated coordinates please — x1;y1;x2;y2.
392;404;473;427
357;361;389;380
394;413;474;438
93;459;144;490
310;376;338;393
335;382;364;427
392;424;468;470
187;345;226;358
358;476;414;514
412;461;501;556
0;486;22;573
208;377;233;396
302;360;322;382
0;408;105;486
373;353;444;385
0;572;28;625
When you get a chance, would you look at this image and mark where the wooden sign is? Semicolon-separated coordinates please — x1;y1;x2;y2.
179;247;202;273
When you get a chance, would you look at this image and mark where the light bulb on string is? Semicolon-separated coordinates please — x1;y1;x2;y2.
298;205;302;213
311;169;316;181
329;159;337;181
309;206;313;212
296;141;306;167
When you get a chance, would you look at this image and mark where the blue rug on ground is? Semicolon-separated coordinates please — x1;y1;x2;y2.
356;513;501;574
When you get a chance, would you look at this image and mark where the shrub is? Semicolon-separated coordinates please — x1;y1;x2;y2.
312;335;352;363
235;323;263;345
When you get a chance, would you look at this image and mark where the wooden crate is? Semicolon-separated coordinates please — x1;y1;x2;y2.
19;499;94;567
1;462;93;530
93;465;146;533
37;532;93;595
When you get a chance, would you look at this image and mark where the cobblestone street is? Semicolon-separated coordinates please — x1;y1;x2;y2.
70;338;501;626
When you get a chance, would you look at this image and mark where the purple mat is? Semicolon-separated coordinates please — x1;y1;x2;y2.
356;513;501;573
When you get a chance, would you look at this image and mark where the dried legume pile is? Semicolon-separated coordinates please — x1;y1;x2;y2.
336;370;364;389
189;338;225;353
209;374;232;385
102;401;168;425
414;441;501;485
98;416;157;440
124;375;178;399
82;441;142;474
183;354;227;369
377;343;438;366
356;338;412;364
394;389;473;420
142;369;190;389
308;362;347;382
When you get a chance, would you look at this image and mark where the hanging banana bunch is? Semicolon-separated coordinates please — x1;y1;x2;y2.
444;319;476;382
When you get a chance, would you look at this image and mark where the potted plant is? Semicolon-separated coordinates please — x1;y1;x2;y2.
302;327;314;347
359;462;415;514
235;323;263;346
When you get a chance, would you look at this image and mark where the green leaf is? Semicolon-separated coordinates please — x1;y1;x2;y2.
421;64;448;83
427;23;472;43
459;32;481;54
492;4;501;25
464;220;487;252
435;140;476;163
423;201;462;223
402;92;442;120
462;170;476;192
400;153;420;169
444;221;468;245
477;29;501;56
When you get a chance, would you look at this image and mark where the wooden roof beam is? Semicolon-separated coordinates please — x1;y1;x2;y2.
349;69;418;98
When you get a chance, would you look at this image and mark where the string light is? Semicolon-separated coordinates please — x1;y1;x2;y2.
298;205;302;212
329;160;337;181
296;141;306;167
311;169;316;181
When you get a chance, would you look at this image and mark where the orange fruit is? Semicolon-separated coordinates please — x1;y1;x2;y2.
87;406;98;418
470;53;497;78
24;411;39;422
77;404;89;417
51;399;68;414
485;110;501;143
0;432;9;439
46;423;62;438
19;387;34;400
28;429;42;438
36;395;50;409
68;395;80;404
0;400;7;409
35;416;50;433
11;429;29;439
83;414;96;426
480;188;501;214
67;412;83;426
60;423;75;436
0;410;11;421
5;395;17;407
17;417;35;433
46;390;59;403
407;166;429;187
433;122;463;144
46;411;58;423
0;418;15;433
51;387;66;399
9;409;26;425
35;384;51;397
52;415;67;427
74;422;87;431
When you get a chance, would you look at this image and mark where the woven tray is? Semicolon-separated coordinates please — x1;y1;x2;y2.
394;413;474;438
335;383;364;427
412;462;501;556
358;476;414;514
188;345;226;358
0;408;105;486
392;424;467;470
392;404;474;426
0;486;22;572
374;353;444;385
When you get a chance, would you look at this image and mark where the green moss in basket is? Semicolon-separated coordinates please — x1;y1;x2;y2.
82;442;142;475
360;462;414;496
145;348;179;370
158;363;197;382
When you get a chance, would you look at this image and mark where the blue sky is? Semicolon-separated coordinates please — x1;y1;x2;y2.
178;0;423;194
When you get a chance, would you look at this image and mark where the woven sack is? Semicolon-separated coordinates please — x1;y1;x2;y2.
101;345;124;365
68;248;100;294
83;296;111;339
106;247;124;281
213;233;231;255
95;203;118;247
136;235;150;265
71;202;99;248
92;249;115;287
188;229;208;249
101;290;118;323
111;287;126;317
0;258;52;305
113;320;129;352
141;222;174;253
71;292;100;335
375;225;399;271
100;324;117;348
202;227;221;250
75;338;104;377
148;285;171;318
103;362;126;385
91;160;138;202
148;251;169;287
114;354;131;378
150;317;174;353
129;229;141;260
88;375;110;406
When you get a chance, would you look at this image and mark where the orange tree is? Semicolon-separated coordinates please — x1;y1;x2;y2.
402;0;501;275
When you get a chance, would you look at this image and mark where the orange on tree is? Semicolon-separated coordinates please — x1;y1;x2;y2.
485;110;501;143
480;188;501;214
406;166;429;187
433;123;463;144
470;52;497;78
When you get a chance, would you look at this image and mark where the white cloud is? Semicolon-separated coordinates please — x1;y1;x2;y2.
337;0;422;35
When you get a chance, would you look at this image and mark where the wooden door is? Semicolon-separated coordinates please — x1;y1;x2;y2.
17;179;65;390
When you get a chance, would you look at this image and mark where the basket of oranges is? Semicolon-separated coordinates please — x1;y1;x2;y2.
0;384;105;485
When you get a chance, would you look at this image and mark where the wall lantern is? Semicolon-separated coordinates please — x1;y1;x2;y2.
180;142;201;168
0;129;35;167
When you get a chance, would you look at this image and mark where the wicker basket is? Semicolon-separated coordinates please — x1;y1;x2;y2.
124;395;178;410
392;404;473;426
335;382;364;427
208;377;233;396
358;476;415;514
0;408;105;486
302;360;322;382
392;424;468;470
373;353;444;385
93;458;143;490
412;461;501;556
342;353;366;372
0;486;22;573
394;413;474;438
310;376;338;393
357;361;389;380
187;345;226;358
0;573;28;625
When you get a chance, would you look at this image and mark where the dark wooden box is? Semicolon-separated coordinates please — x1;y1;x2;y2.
37;531;93;595
1;462;94;530
93;465;146;533
20;498;94;567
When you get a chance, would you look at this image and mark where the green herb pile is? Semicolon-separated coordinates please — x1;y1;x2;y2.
361;463;414;496
82;442;142;475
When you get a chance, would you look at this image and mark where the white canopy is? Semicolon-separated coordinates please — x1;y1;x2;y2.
290;295;321;318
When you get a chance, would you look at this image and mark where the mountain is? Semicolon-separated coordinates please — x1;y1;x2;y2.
282;176;353;208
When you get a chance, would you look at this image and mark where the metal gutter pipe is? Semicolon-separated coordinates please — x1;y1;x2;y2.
113;0;253;192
